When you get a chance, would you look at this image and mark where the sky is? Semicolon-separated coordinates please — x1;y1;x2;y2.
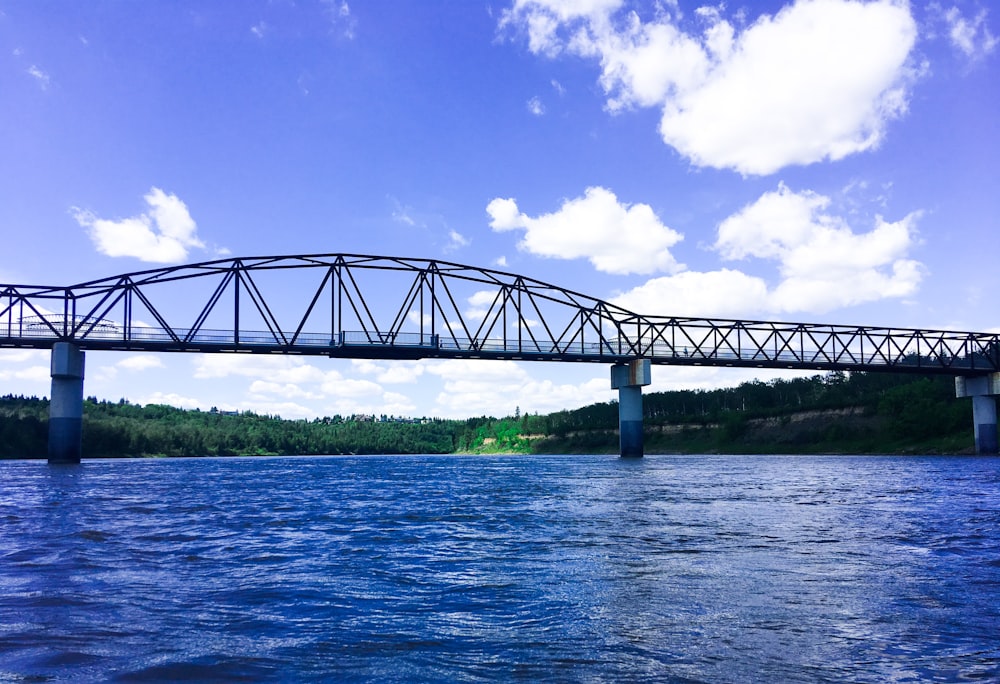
1;0;998;420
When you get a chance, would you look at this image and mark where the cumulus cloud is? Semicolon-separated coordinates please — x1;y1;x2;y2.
715;183;923;312
527;96;546;115
72;188;209;263
486;186;683;274
0;363;50;383
426;359;611;417
612;269;770;318
613;183;924;318
192;354;387;412
501;0;920;175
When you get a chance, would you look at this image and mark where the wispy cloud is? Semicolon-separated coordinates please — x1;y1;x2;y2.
322;0;357;40
27;64;50;90
933;4;998;61
527;96;545;116
445;230;469;252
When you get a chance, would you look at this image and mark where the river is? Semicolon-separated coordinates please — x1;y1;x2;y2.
1;454;998;682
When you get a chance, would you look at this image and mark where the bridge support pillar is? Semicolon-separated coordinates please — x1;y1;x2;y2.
955;374;999;455
49;343;85;464
612;360;651;458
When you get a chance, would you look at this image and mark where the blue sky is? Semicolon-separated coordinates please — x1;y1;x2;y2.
1;0;998;419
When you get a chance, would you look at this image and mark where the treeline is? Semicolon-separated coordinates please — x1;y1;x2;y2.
0;371;974;458
541;371;964;433
0;398;458;458
450;371;970;454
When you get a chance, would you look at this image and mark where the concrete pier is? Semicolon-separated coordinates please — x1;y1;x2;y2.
611;359;651;458
49;343;85;464
955;374;999;455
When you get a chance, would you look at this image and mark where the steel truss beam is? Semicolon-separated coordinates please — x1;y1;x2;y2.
0;254;997;375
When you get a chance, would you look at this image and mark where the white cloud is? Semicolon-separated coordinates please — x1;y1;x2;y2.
937;4;998;60
0;363;50;383
501;0;920;175
613;183;924;318
117;355;164;372
612;269;770;318
193;353;390;411
72;188;210;263
647;365;815;395
351;359;426;384
137;392;206;411
27;65;50;90
240;400;315;420
487;186;683;274
527;96;546;115
499;0;624;56
250;21;267;39
248;380;323;400
0;349;49;365
322;0;357;39
319;376;383;398
445;229;470;252
193;355;326;384
715;183;923;313
427;359;611;417
390;196;420;226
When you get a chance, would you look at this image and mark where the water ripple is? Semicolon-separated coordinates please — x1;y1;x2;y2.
1;454;998;682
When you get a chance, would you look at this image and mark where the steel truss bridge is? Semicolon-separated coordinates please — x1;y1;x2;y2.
1;253;997;376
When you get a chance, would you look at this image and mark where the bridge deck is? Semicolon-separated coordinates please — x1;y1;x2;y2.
3;326;996;376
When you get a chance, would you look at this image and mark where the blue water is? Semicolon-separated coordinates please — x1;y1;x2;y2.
1;455;998;682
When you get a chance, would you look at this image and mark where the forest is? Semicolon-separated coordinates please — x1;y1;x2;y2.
0;371;974;458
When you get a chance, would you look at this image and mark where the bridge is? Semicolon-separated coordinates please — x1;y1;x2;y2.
2;253;998;461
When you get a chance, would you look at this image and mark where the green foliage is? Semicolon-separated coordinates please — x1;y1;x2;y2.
0;396;458;459
876;378;966;440
0;372;978;458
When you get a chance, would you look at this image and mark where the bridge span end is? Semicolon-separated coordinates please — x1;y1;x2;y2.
49;343;84;464
956;373;1000;455
612;360;651;458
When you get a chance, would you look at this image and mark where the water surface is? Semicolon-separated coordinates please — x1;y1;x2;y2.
1;454;998;682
